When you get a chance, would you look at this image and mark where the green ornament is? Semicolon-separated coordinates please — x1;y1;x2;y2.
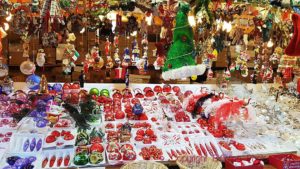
74;153;89;165
75;130;89;146
89;88;100;96
90;127;105;144
89;152;103;164
100;89;110;97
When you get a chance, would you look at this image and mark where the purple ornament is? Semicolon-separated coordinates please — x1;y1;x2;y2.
3;166;17;169
29;110;38;117
36;100;46;112
13;158;28;167
29;138;36;152
6;156;20;166
26;156;36;163
36;119;48;128
23;139;29;152
36;139;42;151
52;83;62;92
132;103;143;115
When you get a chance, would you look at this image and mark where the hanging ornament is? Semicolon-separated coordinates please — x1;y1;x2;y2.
114;34;119;48
131;39;140;63
136;52;148;75
93;57;104;72
36;49;46;67
122;47;130;68
26;74;41;90
260;65;273;82
62;34;80;74
104;37;111;56
270;47;282;64
153;43;165;70
224;69;231;81
207;68;214;79
229;63;236;72
20;60;36;75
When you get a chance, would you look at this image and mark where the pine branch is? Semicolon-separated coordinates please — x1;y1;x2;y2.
63;103;90;129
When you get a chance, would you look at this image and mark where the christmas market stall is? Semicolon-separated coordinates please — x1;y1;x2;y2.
0;0;300;169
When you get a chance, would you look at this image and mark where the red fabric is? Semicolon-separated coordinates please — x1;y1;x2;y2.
297;78;300;94
214;100;249;126
285;13;300;56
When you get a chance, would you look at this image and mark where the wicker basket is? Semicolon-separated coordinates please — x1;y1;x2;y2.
176;155;222;169
121;161;168;169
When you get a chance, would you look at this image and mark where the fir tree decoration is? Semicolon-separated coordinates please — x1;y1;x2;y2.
63;103;91;129
162;3;206;80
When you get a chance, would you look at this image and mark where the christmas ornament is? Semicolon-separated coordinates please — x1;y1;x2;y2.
162;3;206;80
136;52;148;74
36;49;46;67
38;75;49;94
89;88;100;96
207;69;214;79
153;42;166;70
131;39;140;63
62;34;79;74
26;74;41;90
20;60;36;75
191;75;198;81
104;37;111;56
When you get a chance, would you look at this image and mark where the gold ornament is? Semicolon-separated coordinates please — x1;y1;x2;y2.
191;75;197;81
38;74;49;94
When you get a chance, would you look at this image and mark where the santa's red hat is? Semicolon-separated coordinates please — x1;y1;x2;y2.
285;13;300;56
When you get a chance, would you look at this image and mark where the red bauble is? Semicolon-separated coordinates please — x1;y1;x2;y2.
90;143;104;153
139;114;148;120
145;129;154;136
115;110;125;119
70;83;80;89
143;87;152;93
135;135;144;141
154;86;162;93
172;86;181;93
136;129;145;136
163;84;172;92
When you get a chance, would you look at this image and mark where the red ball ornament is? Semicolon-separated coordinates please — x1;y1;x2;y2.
172;86;181;93
115;111;125;119
154;86;162;93
181;35;187;42
163;84;172;93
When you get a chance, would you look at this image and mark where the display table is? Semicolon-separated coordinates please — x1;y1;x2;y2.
0;82;299;169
